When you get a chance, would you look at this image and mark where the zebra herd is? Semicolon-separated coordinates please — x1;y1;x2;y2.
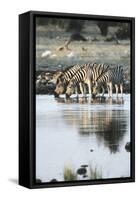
37;62;124;98
52;63;124;98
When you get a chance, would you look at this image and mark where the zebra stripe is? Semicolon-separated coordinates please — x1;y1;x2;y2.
66;63;110;97
60;64;82;82
94;65;124;97
90;63;110;82
54;64;85;97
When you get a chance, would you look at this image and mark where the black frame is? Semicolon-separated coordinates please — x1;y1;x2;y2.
19;10;135;189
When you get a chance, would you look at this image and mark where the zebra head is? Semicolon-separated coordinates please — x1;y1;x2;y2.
54;75;67;97
48;71;63;85
66;80;76;98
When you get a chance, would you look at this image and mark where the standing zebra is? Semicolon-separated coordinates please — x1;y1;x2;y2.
66;63;110;98
92;65;124;98
54;64;86;97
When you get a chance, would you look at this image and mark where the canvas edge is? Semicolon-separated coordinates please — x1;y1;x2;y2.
19;11;135;189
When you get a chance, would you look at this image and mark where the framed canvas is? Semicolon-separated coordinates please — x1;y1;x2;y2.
19;11;135;189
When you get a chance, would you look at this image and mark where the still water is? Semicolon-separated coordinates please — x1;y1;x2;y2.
36;94;130;182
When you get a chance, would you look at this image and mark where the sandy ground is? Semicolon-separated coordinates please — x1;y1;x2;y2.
36;28;130;80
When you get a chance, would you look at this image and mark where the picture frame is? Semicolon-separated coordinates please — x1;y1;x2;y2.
19;11;135;189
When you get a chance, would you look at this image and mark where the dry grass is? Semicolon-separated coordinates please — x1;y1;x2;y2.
63;166;77;181
89;166;102;179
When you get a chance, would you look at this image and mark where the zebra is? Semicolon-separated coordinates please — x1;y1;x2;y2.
65;63;110;98
92;65;124;98
54;64;87;97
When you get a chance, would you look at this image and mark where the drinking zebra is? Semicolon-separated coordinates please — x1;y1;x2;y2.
54;64;87;97
92;65;124;98
65;63;110;98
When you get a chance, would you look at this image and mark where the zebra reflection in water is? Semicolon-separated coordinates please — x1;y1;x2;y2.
55;96;124;105
78;110;127;153
58;98;127;154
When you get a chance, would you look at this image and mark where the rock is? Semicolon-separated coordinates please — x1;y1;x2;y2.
81;164;88;168
83;175;88;178
36;82;55;94
77;167;87;175
50;179;58;182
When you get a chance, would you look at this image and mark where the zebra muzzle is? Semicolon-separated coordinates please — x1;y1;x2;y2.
54;92;60;98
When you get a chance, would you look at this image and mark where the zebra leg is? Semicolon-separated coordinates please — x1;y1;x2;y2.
79;82;84;96
109;82;113;98
120;83;123;98
115;84;118;98
75;86;79;97
88;80;92;95
110;83;113;98
107;84;110;97
83;84;87;97
101;86;105;96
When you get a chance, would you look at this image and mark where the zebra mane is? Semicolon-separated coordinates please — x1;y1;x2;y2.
63;65;74;72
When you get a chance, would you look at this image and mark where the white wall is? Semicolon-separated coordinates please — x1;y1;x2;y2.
0;0;137;199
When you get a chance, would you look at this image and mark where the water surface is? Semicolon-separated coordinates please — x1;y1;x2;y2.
36;94;130;182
